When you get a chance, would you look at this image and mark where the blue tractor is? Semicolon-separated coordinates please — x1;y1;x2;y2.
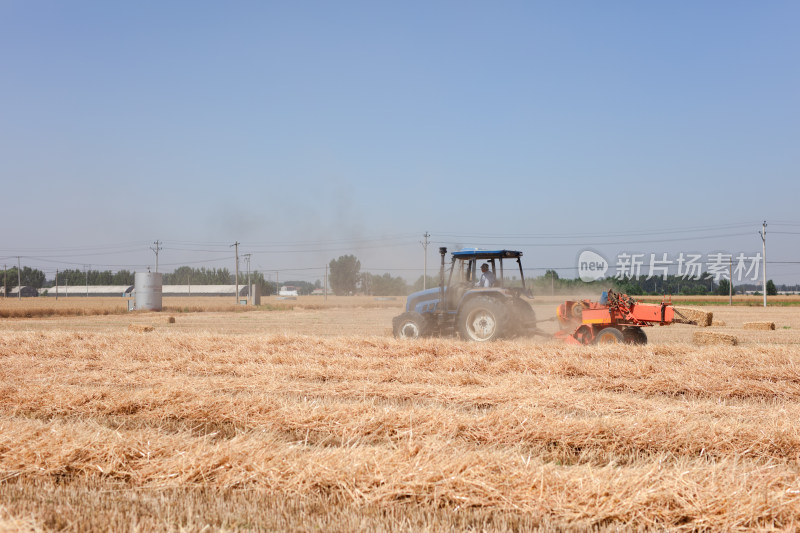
393;247;537;341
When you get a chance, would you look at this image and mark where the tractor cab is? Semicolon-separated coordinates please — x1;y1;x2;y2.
443;249;528;311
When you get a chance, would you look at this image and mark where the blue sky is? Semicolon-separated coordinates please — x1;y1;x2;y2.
1;2;798;284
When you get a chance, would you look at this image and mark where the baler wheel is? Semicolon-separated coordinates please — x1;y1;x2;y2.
623;327;648;345
593;327;625;344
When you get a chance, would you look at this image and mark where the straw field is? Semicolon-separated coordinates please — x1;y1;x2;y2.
1;300;800;530
0;295;402;319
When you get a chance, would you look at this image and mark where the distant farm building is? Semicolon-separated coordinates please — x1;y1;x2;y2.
38;286;134;297
7;286;40;298
36;285;249;297
279;285;300;297
161;285;249;297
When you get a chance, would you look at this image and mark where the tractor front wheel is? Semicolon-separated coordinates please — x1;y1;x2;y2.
392;312;428;339
458;296;506;342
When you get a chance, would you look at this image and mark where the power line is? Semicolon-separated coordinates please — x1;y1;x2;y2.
0;242;149;253
6;247;149;259
232;233;419;247
433;232;754;247
434;221;759;240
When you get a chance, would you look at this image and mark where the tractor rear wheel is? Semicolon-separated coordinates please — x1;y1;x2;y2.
593;327;625;344
458;296;507;342
623;327;648;345
392;312;428;339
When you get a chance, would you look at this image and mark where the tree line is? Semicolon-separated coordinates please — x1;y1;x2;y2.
0;266;320;296
0;259;787;297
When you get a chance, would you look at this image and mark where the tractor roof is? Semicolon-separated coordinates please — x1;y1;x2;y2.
451;248;523;260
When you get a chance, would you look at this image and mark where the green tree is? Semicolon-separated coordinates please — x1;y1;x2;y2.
22;267;46;288
90;270;114;285
329;255;360;295
3;266;46;291
543;269;559;281
411;275;440;292
766;279;778;296
112;270;135;285
362;273;408;296
245;271;275;296
162;266;233;285
715;278;735;296
165;266;194;285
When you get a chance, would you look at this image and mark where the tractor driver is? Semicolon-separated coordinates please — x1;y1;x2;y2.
476;263;496;288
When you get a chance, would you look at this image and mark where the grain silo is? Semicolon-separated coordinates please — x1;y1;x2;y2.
134;272;163;311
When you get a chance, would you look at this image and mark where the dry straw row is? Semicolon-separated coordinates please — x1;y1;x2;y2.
3;417;800;530
128;324;155;333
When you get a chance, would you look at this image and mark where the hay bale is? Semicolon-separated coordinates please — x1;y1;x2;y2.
128;324;155;333
711;319;726;327
673;306;713;327
693;331;737;346
743;322;775;330
167;316;176;324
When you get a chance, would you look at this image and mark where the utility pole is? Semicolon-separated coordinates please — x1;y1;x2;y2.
56;269;59;301
324;264;328;302
244;253;251;305
151;240;162;272
17;257;21;300
3;264;6;298
231;242;240;304
729;256;733;306
85;264;89;297
421;231;430;290
760;221;767;308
